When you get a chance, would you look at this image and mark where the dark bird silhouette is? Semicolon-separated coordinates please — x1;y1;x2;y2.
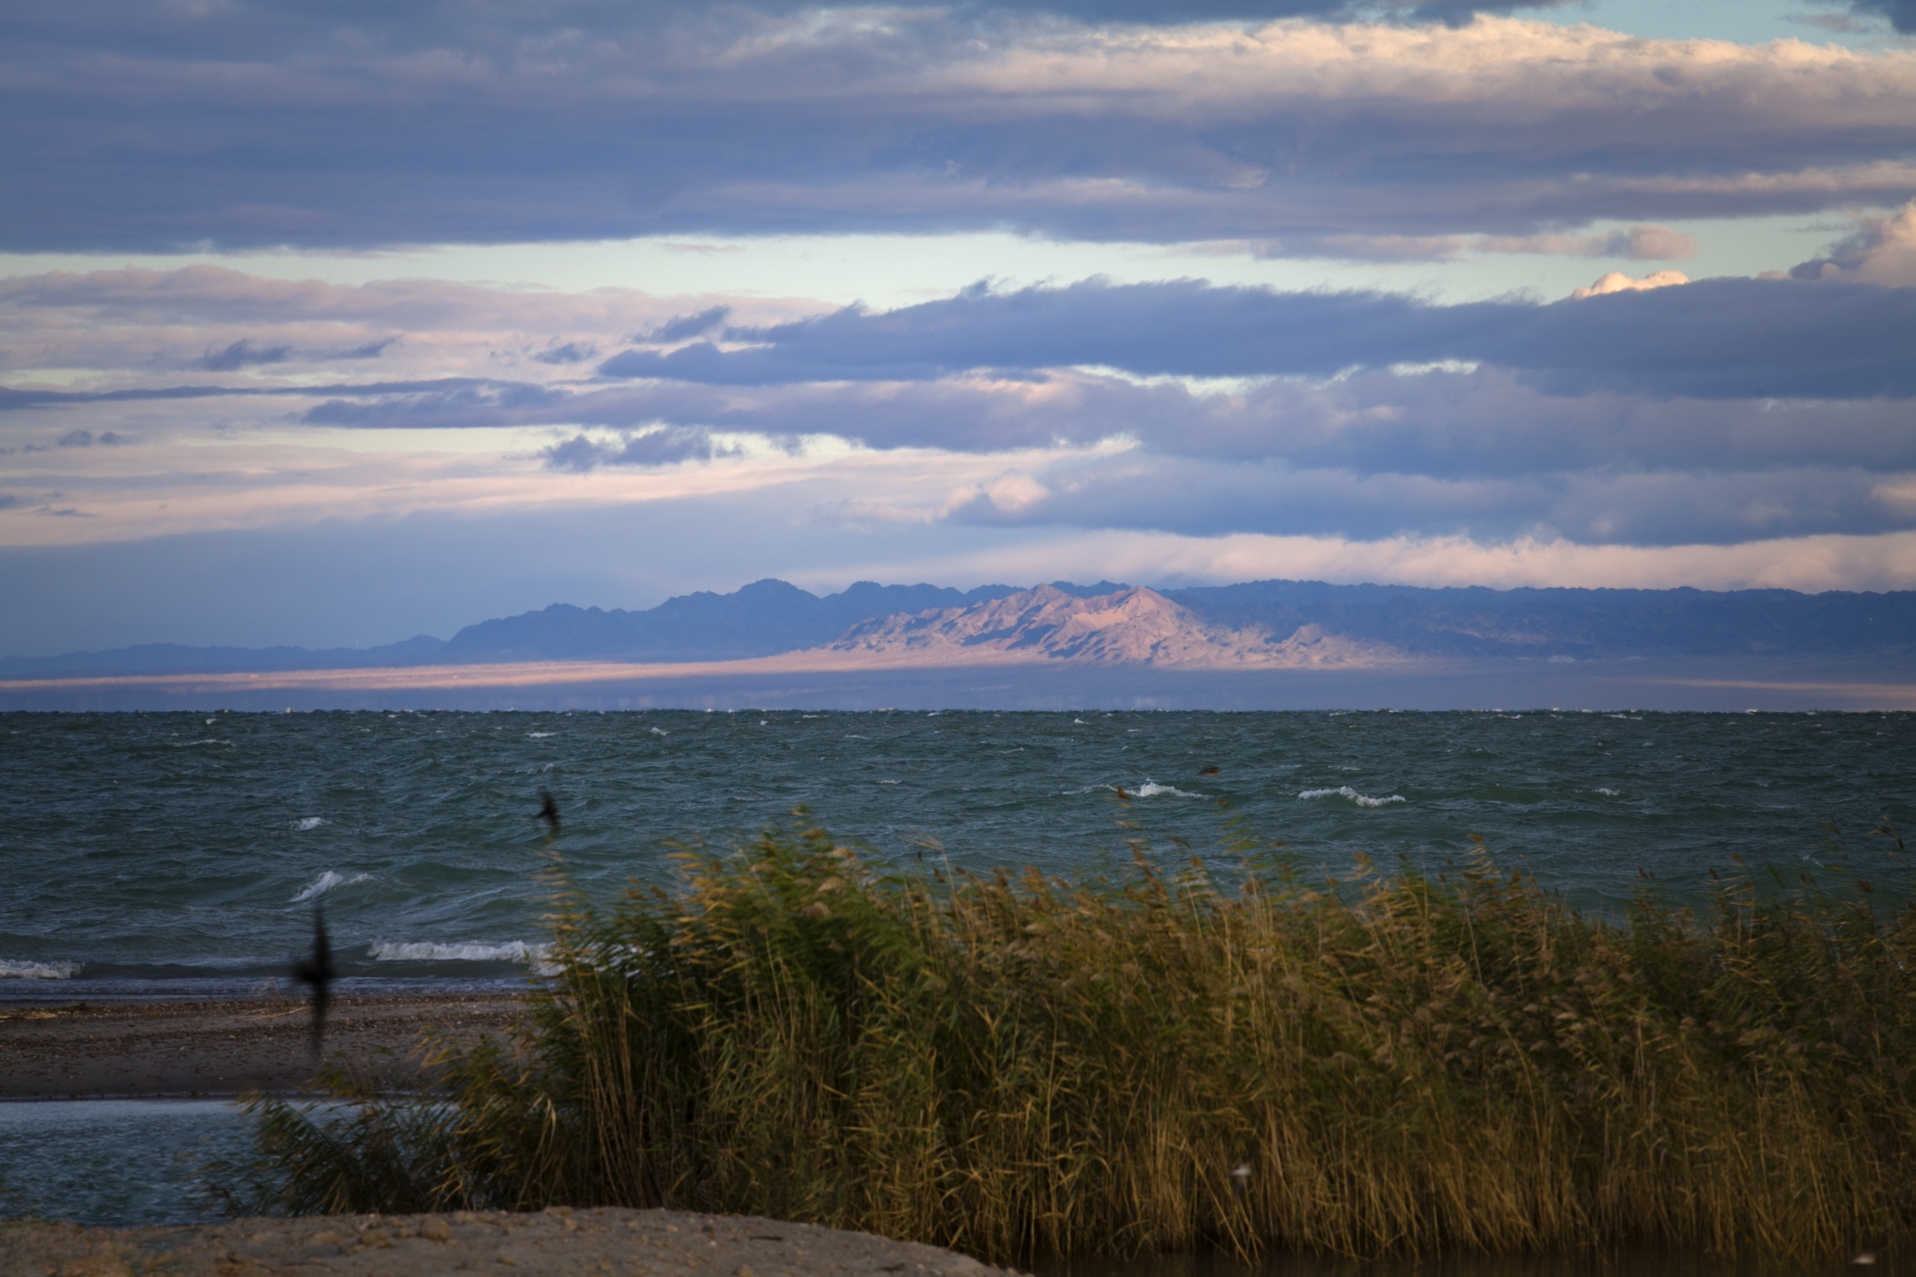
290;906;336;1062
1200;766;1221;776
537;789;561;837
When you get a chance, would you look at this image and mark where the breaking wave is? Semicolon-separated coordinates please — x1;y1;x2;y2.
0;959;81;979
369;940;554;972
1133;781;1201;799
1298;786;1406;808
295;816;327;831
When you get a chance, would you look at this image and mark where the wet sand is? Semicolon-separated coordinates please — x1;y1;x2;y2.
0;994;526;1099
0;1205;1018;1277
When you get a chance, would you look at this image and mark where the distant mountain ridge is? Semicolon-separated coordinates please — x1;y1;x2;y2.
5;576;1913;679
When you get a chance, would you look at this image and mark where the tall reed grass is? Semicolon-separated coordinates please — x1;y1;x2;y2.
239;810;1916;1264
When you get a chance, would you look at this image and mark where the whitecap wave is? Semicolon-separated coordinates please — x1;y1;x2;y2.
1596;787;1622;797
1298;786;1406;808
650;727;668;736
294;816;326;831
527;731;554;738
291;870;371;902
0;959;80;979
369;940;555;972
1133;781;1200;799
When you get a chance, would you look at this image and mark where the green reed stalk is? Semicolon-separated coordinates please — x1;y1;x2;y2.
239;814;1916;1264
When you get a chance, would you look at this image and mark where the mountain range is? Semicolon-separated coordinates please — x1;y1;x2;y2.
5;576;1914;680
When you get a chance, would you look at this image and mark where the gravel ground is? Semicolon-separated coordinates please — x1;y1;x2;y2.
0;1206;1024;1277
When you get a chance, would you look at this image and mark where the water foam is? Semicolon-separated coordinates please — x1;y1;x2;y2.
1298;786;1406;808
294;816;326;831
369;940;555;972
650;727;669;736
1596;787;1622;797
1133;781;1200;799
0;959;81;979
291;870;371;902
527;731;555;738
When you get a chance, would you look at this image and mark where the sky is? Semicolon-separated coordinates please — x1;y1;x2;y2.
3;0;1916;654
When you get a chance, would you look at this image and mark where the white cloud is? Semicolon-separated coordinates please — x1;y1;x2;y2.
1572;269;1691;298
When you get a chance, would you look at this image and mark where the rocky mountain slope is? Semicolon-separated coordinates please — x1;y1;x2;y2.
830;584;1406;668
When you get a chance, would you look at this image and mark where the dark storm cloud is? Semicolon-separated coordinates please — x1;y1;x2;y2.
5;1;1915;252
599;277;1916;401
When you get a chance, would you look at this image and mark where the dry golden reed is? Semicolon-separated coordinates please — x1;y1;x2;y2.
243;811;1916;1265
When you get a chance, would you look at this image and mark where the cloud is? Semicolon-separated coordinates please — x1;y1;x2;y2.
531;341;600;366
5;11;1916;251
335;338;397;360
597;276;1916;400
1572;269;1690;299
938;450;1916;546
196;339;291;371
1246;224;1697;263
1790;200;1916;286
1845;0;1916;33
646;307;733;344
56;429;92;447
542;427;742;470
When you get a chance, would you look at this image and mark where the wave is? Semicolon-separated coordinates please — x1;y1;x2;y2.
291;869;372;902
369;940;552;965
1298;786;1406;808
1596;787;1622;797
527;731;555;738
295;816;327;831
0;959;81;979
1134;781;1200;799
650;727;668;736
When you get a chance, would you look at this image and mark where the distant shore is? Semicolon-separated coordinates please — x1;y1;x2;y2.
0;994;524;1100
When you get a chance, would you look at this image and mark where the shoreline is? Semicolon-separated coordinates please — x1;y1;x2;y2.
0;993;526;1100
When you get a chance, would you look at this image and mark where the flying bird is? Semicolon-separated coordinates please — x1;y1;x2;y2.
290;906;336;1061
538;789;561;837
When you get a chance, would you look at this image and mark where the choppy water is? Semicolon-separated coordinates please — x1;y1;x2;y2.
4;709;1912;998
0;1099;251;1225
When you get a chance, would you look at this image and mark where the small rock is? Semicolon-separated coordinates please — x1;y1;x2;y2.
422;1217;453;1243
498;1252;517;1266
737;1266;756;1277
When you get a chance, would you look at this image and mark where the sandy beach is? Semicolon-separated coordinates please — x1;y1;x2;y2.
0;1205;1018;1277
0;994;526;1100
